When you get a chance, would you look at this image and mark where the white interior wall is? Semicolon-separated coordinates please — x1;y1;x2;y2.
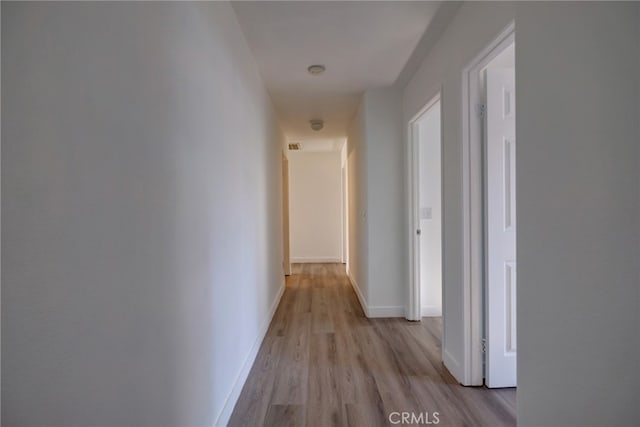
363;89;406;314
516;3;639;425
341;143;349;265
1;3;284;426
282;155;291;275
405;1;639;424
346;89;405;317
418;103;442;317
288;151;342;263
346;100;369;306
403;1;517;383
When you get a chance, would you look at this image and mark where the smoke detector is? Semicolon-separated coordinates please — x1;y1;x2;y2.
307;64;326;75
310;119;324;131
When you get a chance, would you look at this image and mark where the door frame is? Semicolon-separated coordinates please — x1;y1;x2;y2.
407;91;443;322
461;21;515;386
341;149;348;265
282;153;291;276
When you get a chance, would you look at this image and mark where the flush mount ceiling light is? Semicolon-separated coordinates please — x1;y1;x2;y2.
307;64;326;75
310;119;324;131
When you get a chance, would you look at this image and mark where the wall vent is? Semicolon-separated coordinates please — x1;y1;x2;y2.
288;143;301;151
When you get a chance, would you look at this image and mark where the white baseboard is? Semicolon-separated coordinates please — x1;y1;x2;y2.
347;272;369;316
346;273;404;318
291;257;342;263
443;348;464;385
367;305;405;318
214;279;285;427
421;305;442;317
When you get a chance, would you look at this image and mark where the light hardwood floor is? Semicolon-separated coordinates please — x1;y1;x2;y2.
229;263;516;427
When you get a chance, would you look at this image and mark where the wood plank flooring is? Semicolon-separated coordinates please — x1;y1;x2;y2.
229;263;516;427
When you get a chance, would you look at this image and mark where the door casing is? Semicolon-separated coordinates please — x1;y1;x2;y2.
461;21;515;386
407;92;443;323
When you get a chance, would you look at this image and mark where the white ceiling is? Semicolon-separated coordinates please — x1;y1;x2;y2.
232;1;442;141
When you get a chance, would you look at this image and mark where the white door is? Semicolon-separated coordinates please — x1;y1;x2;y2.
485;68;516;388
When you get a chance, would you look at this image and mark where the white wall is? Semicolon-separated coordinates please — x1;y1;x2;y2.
341;143;349;264
418;103;442;317
1;3;284;426
364;89;406;314
282;155;291;275
347;88;405;317
516;3;639;426
347;100;369;306
288;151;342;263
403;1;517;382
404;1;640;425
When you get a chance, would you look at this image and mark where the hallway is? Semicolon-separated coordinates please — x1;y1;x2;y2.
229;264;516;426
4;3;639;426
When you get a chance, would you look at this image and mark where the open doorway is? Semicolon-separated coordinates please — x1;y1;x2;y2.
408;94;443;323
286;139;348;266
462;22;516;388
